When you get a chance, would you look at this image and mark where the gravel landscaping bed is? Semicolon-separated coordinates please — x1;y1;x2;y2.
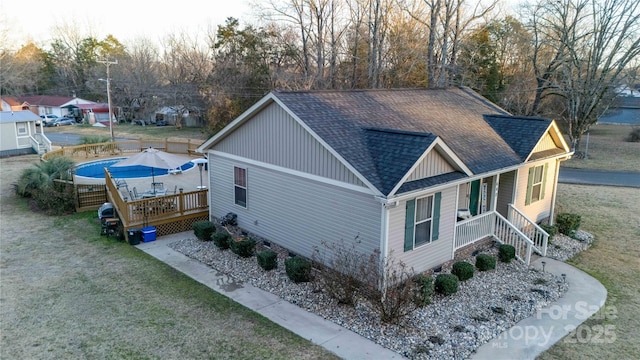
168;229;595;359
545;230;594;261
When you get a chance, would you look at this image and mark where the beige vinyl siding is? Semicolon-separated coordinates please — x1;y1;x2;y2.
513;160;558;222
209;155;381;260
0;123;17;151
406;149;455;181
532;132;561;153
388;186;457;273
496;170;516;217
213;103;366;187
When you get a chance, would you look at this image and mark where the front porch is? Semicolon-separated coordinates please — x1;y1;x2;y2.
453;171;550;265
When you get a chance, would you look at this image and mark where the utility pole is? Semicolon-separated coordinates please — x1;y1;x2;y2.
98;59;117;142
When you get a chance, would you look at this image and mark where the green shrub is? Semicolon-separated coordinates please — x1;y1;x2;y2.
539;224;558;238
498;244;516;263
257;250;278;271
451;261;474;281
434;274;459;295
230;236;257;257
192;221;216;241
628;127;640;142
212;232;231;250
15;156;76;215
475;254;496;271
556;213;581;235
285;256;311;283
413;274;435;306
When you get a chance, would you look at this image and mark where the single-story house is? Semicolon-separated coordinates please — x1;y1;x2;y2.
155;106;204;127
0;111;52;157
17;95;96;119
197;87;572;275
1;96;27;112
61;103;113;124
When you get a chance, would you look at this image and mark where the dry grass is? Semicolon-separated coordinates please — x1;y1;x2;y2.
562;124;640;171
45;122;210;143
0;155;338;359
539;184;640;359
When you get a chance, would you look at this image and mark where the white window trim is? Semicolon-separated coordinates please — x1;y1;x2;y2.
17;123;27;135
413;195;434;248
530;165;544;203
234;166;247;208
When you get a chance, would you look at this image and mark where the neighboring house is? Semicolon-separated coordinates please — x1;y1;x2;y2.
197;88;572;275
61;103;112;124
17;95;96;119
0;111;52;157
1;96;26;112
155;106;204;127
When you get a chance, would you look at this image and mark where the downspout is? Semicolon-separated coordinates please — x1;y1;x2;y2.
451;184;461;259
549;158;561;225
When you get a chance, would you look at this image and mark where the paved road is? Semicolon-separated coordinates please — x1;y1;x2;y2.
559;168;640;188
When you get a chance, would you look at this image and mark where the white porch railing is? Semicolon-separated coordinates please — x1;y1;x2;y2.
507;204;549;256
455;211;536;265
30;133;52;154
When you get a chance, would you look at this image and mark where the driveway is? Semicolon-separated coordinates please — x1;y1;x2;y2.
559;168;640;188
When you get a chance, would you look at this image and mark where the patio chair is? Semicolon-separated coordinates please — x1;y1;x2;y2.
152;182;164;191
168;166;183;175
115;179;128;189
132;187;141;200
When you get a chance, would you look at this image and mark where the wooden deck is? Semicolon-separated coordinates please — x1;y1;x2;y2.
44;140;210;240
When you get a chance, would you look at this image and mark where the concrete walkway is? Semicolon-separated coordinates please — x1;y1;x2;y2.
137;234;606;360
136;233;403;360
472;257;607;359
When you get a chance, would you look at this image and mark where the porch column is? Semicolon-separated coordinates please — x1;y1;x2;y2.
491;174;500;212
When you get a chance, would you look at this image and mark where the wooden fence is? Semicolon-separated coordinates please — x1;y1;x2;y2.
42;139;202;161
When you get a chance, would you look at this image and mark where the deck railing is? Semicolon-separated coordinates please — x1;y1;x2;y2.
455;210;536;265
105;169;208;230
507;204;549;256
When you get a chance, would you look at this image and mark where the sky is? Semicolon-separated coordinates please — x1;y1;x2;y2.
2;0;252;49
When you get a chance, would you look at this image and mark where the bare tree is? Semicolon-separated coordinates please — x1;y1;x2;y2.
159;32;212;128
525;0;640;150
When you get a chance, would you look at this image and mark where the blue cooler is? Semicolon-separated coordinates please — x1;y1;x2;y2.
141;226;156;242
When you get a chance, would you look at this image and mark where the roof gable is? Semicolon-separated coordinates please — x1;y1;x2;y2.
484;114;571;162
363;128;437;195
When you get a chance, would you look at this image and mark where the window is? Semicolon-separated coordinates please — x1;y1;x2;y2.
234;166;247;207
404;192;441;251
414;196;434;246
526;164;547;205
17;123;27;135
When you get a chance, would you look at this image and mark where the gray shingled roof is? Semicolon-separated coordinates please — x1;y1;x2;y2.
484;114;552;161
272;88;544;195
0;111;41;123
364;128;437;195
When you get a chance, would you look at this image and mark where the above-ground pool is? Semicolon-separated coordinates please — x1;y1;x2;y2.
74;157;195;179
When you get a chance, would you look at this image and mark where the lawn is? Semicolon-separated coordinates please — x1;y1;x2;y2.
562;123;640;171
45;122;211;144
539;184;640;359
0;155;338;359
